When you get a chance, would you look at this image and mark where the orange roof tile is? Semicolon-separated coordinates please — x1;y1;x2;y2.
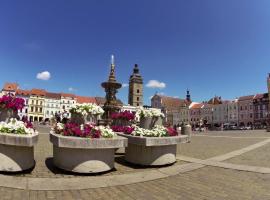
3;82;19;91
16;89;31;96
31;89;46;96
61;93;76;98
76;96;97;104
156;95;186;110
238;95;254;101
190;103;203;109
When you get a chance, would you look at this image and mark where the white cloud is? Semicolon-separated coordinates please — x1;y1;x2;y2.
68;87;77;92
122;83;129;88
36;71;51;80
146;80;166;89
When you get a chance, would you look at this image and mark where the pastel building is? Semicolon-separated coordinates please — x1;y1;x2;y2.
253;93;269;128
238;95;255;127
28;89;46;122
60;93;77;118
16;89;30;120
44;92;61;120
227;99;239;125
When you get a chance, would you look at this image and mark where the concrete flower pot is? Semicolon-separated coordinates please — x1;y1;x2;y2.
140;117;163;130
71;113;99;125
0;109;17;122
0;133;38;172
50;132;128;173
117;133;189;166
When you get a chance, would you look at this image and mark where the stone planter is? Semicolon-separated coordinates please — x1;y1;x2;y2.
140;117;163;130
0;133;38;172
50;132;128;173
70;113;99;125
0;109;17;122
112;119;131;127
117;133;189;166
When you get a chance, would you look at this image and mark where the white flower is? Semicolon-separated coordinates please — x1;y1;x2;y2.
136;107;164;118
70;103;104;116
0;118;37;135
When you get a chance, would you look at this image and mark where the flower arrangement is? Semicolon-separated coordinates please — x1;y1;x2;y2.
131;125;177;137
53;122;115;138
0;118;37;135
0;95;25;111
136;107;165;119
69;103;104;116
111;125;135;134
111;111;135;121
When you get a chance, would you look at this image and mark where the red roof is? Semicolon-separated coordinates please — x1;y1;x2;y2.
46;92;61;99
190;103;203;109
16;89;31;96
3;83;19;91
61;93;76;98
31;89;46;96
253;94;264;100
76;96;97;104
238;95;254;101
155;95;186;110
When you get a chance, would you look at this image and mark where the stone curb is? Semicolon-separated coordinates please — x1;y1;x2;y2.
0;162;203;191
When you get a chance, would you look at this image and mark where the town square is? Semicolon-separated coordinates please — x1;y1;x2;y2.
0;0;270;199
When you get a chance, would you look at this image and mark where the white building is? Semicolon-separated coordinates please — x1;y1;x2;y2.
213;102;229;126
16;89;30;120
44;92;61;120
227;99;239;125
60;93;77;118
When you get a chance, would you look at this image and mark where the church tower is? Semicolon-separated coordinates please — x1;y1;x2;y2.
186;89;191;103
128;64;143;107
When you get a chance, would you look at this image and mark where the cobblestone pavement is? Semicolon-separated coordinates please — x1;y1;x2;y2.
228;142;270;168
178;135;264;159
1;129;270;199
1;167;270;200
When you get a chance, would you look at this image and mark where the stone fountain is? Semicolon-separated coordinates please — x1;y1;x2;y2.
100;55;122;125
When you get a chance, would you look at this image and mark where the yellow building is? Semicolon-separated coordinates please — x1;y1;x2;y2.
28;89;46;122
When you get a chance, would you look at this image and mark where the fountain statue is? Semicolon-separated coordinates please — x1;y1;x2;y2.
100;55;122;125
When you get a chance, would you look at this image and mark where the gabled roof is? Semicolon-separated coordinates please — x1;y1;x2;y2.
2;83;19;91
46;92;61;99
61;93;76;98
16;89;31;96
76;96;97;104
154;95;186;110
238;95;254;101
190;103;203;109
31;89;46;96
208;96;222;105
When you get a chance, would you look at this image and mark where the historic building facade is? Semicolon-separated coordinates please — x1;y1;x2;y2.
128;64;143;107
44;92;61;121
227;99;239;126
16;89;30;120
238;95;255;127
253;93;269;128
28;89;46;122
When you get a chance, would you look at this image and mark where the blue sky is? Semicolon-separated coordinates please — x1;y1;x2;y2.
0;0;270;105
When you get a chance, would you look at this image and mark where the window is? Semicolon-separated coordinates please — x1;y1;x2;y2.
63;105;65;109
250;113;253;118
137;97;139;101
137;89;140;93
40;101;42;105
137;103;139;106
47;111;49;115
31;107;34;112
25;109;28;114
40;108;42;113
